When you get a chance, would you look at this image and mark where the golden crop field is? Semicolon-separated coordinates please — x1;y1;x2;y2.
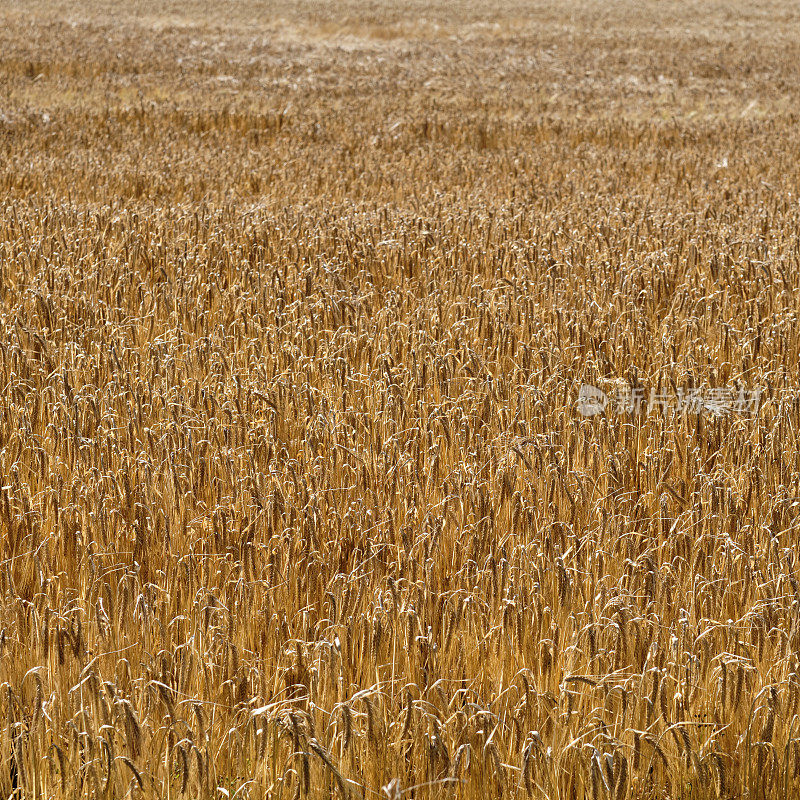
2;1;800;797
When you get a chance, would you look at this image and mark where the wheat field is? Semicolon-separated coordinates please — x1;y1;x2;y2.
1;1;800;798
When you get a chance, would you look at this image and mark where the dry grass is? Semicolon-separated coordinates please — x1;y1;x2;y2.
1;1;800;798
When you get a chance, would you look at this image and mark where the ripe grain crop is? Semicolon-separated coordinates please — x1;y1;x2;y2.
1;1;800;798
